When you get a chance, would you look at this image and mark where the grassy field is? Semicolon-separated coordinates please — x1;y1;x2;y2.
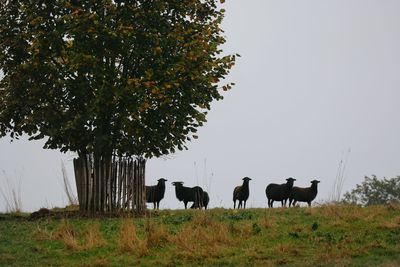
1;204;400;266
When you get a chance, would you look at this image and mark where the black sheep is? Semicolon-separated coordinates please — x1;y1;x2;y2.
145;178;167;210
190;191;210;210
265;177;296;208
172;181;204;209
289;180;320;207
233;177;252;209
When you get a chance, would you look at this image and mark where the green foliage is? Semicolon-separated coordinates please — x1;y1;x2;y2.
0;1;236;158
343;175;400;206
311;222;318;231
251;222;261;235
220;211;253;221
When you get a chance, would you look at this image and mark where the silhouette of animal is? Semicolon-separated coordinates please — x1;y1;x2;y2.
233;177;252;209
289;180;320;207
172;181;204;209
265;177;296;208
146;178;167;209
190;191;210;210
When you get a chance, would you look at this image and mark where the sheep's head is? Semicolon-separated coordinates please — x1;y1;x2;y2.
286;177;296;183
172;181;184;187
158;178;168;183
242;177;252;182
311;180;320;185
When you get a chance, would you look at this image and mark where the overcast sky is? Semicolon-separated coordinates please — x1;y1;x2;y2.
1;0;400;212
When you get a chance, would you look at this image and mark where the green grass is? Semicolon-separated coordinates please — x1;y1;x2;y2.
1;204;400;266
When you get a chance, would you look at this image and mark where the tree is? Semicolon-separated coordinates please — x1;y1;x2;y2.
0;1;236;213
343;175;400;206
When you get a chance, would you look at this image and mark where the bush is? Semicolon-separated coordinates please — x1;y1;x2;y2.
343;175;400;206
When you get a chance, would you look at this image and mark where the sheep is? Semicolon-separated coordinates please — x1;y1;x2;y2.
145;178;167;210
233;177;252;209
265;177;296;208
172;181;204;209
289;180;320;207
190;191;210;210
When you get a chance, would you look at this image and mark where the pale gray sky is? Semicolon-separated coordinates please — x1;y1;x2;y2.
1;0;400;211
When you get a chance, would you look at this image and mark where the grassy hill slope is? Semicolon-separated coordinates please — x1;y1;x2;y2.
1;204;400;266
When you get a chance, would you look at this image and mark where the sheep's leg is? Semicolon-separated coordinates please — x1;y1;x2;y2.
153;202;156;210
270;200;274;208
184;201;188;209
234;200;236;209
307;201;311;207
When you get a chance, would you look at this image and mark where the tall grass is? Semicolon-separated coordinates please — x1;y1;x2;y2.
193;159;215;206
118;220;148;256
84;222;106;249
145;217;170;248
330;148;351;202
172;212;232;259
52;220;106;251
54;220;80;251
0;171;22;213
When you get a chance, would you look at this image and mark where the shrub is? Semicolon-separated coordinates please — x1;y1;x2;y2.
343;175;400;206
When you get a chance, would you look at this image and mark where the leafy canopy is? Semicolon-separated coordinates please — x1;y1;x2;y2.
0;0;236;158
343;175;400;206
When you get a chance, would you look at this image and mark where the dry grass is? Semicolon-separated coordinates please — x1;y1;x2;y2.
386;201;400;212
118;220;148;256
315;255;351;267
80;258;109;267
83;222;106;249
317;204;367;223
144;218;170;248
33;226;53;241
275;243;301;257
244;245;273;264
172;213;232;259
228;221;252;238
37;221;105;251
259;216;276;229
379;260;400;267
378;216;400;230
54;220;80;251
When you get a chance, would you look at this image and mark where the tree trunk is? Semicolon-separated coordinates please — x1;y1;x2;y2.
73;155;146;214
